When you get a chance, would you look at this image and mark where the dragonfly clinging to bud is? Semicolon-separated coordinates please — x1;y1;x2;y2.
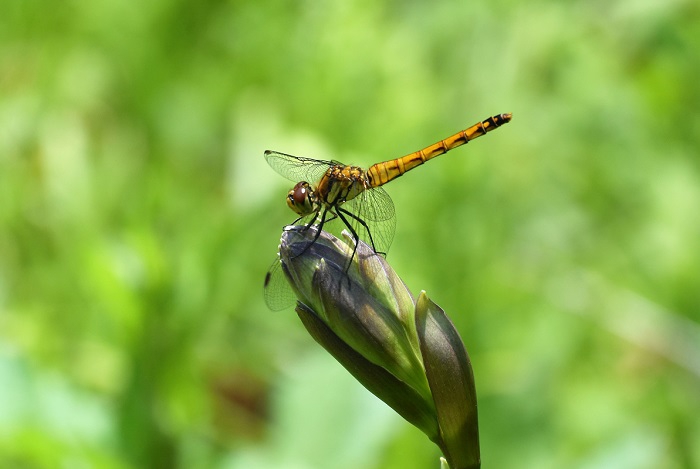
264;112;512;310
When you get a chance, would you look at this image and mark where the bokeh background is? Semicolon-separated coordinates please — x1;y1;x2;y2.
2;0;699;467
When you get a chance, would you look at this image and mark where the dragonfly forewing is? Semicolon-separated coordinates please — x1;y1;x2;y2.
264;150;334;185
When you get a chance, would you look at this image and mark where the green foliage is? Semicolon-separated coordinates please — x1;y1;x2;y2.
1;0;699;467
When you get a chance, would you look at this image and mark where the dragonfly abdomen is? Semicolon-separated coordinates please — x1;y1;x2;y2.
366;113;512;187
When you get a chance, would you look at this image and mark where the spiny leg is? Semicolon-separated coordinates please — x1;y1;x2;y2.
285;211;318;257
337;207;384;256
308;208;338;250
292;208;329;258
300;211;319;231
336;208;363;272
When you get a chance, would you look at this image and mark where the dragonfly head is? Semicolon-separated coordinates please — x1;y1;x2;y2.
287;181;319;216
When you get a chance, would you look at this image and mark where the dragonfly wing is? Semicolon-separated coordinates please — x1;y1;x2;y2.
263;224;326;310
263;257;297;311
264;150;334;184
342;186;396;255
354;186;395;222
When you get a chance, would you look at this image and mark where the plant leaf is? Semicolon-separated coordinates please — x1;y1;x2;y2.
415;291;480;469
296;302;439;441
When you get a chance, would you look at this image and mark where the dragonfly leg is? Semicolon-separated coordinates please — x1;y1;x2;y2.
298;211;319;231
292;209;328;259
337;207;384;256
336;208;364;273
323;210;338;225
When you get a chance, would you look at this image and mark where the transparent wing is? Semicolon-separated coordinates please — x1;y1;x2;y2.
264;150;336;184
263;225;324;311
350;186;395;222
263;257;297;311
341;186;396;255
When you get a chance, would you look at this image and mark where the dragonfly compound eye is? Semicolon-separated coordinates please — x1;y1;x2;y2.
287;181;315;216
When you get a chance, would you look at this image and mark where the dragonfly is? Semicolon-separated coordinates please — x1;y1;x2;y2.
264;112;512;310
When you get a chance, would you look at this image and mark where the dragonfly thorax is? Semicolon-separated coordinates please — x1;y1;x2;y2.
316;165;367;206
287;181;320;216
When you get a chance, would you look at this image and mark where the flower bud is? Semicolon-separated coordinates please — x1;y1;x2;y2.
278;226;480;468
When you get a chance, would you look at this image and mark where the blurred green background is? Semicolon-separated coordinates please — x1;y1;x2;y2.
2;0;699;467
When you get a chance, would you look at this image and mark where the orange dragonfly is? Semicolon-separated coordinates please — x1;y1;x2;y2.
264;112;512;310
